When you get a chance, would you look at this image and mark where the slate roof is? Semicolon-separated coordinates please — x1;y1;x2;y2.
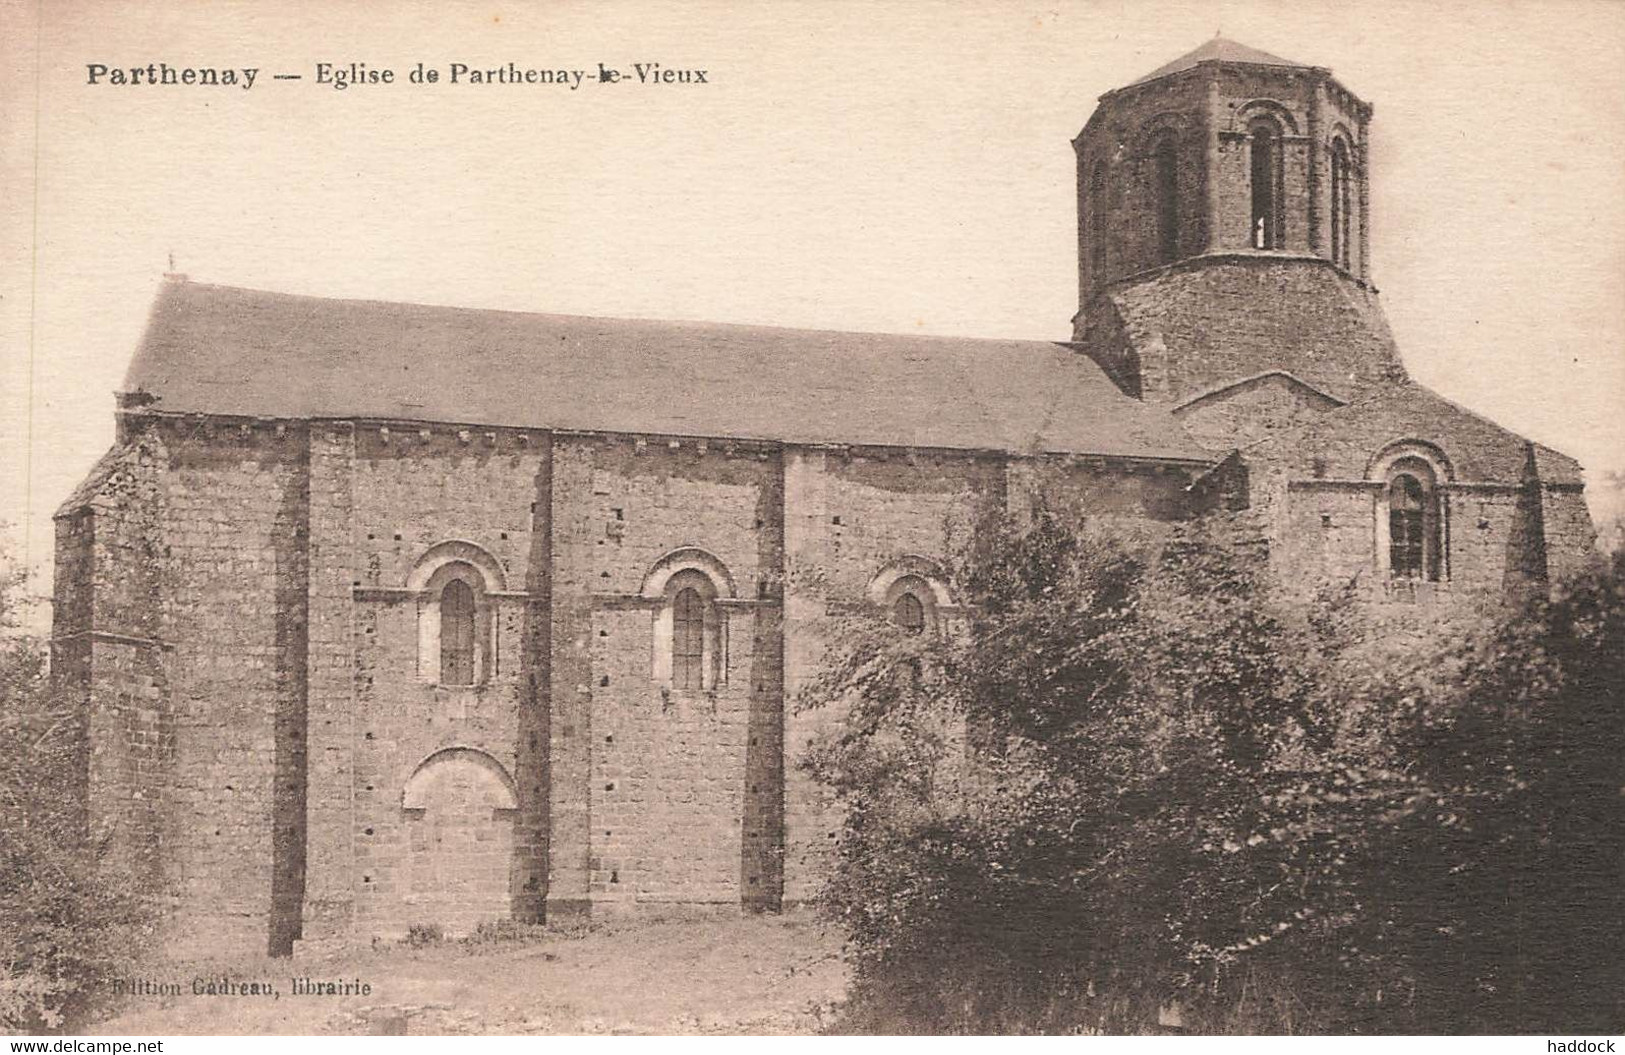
120;279;1216;463
1130;36;1302;86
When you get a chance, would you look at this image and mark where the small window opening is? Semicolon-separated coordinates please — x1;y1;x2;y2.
672;587;706;690
1330;138;1353;268
1389;475;1426;579
1250;120;1280;249
440;579;476;685
893;592;926;635
1154;136;1179;264
1386;463;1443;583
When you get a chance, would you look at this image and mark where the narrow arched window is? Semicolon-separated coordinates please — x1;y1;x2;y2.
440;579;476;686
1153;135;1179;263
893;593;926;635
1389;475;1426;580
672;586;706;690
1089;161;1107;277
1386;461;1443;583
1250;120;1280;249
1330;138;1352;268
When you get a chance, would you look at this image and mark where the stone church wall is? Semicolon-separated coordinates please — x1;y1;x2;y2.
157;424;310;957
566;436;782;912
52;405;1582;953
53;421;316;956
1095;258;1402;404
343;427;546;939
1205;66;1316;256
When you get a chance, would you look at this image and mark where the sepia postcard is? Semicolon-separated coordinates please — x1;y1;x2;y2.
2;0;1621;1042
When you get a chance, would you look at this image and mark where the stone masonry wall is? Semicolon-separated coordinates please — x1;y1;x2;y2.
1077;63;1370;308
59;420;315;957
157;421;309;957
1251;385;1594;604
54;440;181;937
1092;258;1403;405
569;437;782;911
345;426;546;939
62;405;1577;951
1076;75;1206;299
302;424;358;944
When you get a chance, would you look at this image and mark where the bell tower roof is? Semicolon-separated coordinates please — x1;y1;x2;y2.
1129;36;1304;87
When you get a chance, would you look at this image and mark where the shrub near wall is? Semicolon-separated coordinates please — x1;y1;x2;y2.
802;514;1624;1034
0;552;151;1032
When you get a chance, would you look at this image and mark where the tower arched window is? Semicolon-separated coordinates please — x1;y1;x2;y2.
1386;459;1442;582
672;586;707;690
1249;119;1281;249
439;578;476;686
1088;161;1107;277
1153;135;1180;263
1330;138;1353;268
892;592;926;635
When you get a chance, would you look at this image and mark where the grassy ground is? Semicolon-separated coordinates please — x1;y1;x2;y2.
87;914;849;1036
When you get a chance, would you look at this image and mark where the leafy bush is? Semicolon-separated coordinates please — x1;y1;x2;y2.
803;511;1624;1034
0;551;151;1032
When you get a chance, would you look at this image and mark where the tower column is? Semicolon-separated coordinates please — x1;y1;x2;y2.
1203;74;1223;252
1358;112;1372;281
1308;76;1326;253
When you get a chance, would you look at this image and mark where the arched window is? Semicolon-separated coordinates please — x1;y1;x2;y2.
1330;138;1352;268
409;544;503;688
1153;135;1180;264
1089;161;1107;277
672;586;707;690
642;553;731;692
869;558;954;643
1249;119;1281;249
1386;459;1442;582
878;572;940;637
892;592;926;635
1389;475;1426;579
439;579;476;685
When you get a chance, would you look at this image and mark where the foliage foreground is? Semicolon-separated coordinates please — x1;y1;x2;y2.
803;515;1624;1034
0;555;152;1032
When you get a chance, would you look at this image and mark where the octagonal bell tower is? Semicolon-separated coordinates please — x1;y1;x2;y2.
1076;36;1373;301
1072;38;1401;407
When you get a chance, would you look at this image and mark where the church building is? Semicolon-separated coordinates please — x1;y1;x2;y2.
52;38;1595;955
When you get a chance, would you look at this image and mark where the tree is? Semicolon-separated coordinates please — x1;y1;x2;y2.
802;511;1624;1034
0;543;151;1032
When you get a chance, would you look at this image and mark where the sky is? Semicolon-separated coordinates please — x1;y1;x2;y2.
2;0;1623;612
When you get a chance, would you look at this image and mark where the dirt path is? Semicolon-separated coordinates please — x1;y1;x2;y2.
88;915;849;1035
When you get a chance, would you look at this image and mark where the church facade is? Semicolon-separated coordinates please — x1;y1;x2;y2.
52;39;1594;955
